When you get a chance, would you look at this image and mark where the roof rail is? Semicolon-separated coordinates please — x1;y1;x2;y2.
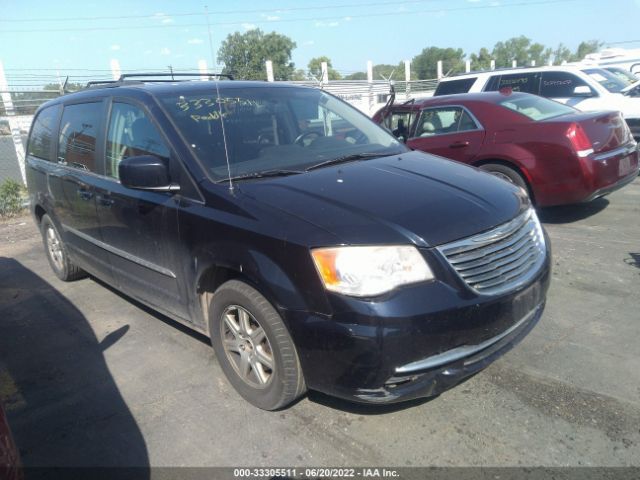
86;80;119;87
118;72;234;81
83;72;234;90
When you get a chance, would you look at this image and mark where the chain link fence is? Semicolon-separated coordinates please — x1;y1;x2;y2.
1;92;63;185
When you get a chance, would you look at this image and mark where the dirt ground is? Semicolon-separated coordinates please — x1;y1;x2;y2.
1;178;639;468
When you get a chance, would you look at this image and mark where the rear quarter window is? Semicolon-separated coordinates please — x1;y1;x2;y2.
540;71;593;97
434;78;477;96
28;105;61;161
499;95;576;121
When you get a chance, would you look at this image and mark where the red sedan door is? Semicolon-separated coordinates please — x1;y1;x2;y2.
407;105;485;164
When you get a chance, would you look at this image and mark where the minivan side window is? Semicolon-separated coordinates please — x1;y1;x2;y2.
486;73;541;94
540;71;594;98
28;104;61;161
106;102;169;179
57;103;101;172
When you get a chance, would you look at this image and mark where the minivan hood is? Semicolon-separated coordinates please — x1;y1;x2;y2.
239;151;528;247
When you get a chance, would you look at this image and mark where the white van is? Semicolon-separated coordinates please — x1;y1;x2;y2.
433;65;640;139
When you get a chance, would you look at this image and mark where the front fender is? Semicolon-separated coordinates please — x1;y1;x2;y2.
190;240;331;331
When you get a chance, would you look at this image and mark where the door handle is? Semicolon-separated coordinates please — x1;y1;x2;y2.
77;188;94;201
97;194;115;207
449;141;470;148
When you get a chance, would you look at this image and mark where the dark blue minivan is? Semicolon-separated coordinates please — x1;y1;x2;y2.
26;75;550;409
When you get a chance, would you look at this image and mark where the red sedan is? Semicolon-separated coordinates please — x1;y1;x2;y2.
373;91;639;206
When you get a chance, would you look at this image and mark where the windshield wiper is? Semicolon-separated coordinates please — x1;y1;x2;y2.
305;152;389;171
218;169;304;183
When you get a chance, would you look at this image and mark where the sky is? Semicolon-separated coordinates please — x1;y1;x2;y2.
0;0;638;87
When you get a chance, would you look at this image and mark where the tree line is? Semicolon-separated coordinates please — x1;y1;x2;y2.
217;29;602;81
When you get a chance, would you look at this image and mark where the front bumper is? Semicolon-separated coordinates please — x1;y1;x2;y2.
283;239;551;404
353;302;544;403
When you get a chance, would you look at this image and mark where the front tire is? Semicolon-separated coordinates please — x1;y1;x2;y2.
209;280;306;410
40;214;87;282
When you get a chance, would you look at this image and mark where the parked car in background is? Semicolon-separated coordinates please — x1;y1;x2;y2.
27;75;551;409
433;65;640;140
602;66;640;85
580;47;640;76
373;91;639;206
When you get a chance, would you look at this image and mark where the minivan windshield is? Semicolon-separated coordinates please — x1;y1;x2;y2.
604;67;639;85
160;86;405;181
582;68;629;93
499;94;577;121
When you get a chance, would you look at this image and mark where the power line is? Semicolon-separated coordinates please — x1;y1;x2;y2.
0;0;580;34
606;39;640;45
0;0;456;23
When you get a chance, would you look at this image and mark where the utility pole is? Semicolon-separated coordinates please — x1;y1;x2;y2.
110;59;121;81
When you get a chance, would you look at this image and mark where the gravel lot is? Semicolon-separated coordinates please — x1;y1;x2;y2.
1;178;639;468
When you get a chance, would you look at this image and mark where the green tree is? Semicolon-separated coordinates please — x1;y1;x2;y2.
552;43;573;64
553;40;602;64
345;71;367;80
373;63;405;80
492;36;551;67
307;56;342;80
290;69;308;81
469;47;493;71
217;29;297;80
412;47;465;79
573;40;603;61
344;62;408;81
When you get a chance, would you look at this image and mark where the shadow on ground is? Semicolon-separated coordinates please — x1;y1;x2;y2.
537;197;609;224
90;276;210;346
0;257;149;472
625;253;640;270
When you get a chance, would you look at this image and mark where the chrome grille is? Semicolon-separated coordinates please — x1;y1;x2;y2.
437;209;546;295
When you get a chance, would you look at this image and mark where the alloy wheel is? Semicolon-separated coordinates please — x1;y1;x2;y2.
46;226;64;271
490;171;515;184
220;305;274;388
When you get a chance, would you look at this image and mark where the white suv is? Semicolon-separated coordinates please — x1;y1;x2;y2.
434;65;640;139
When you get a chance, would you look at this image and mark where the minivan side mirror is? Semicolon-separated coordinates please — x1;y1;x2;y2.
573;85;593;97
118;155;180;192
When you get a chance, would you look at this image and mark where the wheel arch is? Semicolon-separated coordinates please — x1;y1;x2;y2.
473;157;537;204
34;204;47;224
195;250;315;338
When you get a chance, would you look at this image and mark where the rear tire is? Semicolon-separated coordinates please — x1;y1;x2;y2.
40;214;87;282
479;163;529;195
208;280;306;410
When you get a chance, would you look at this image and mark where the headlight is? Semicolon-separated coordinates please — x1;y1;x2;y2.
311;245;434;297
